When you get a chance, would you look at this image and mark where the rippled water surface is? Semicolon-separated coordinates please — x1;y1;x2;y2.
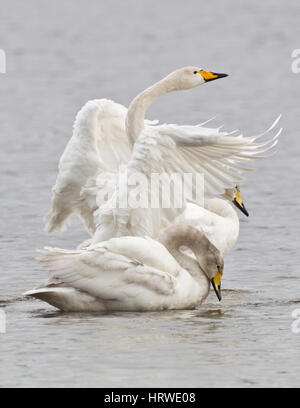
0;0;300;387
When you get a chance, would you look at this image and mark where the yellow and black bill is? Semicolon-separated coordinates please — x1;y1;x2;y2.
211;271;222;301
199;70;228;82
233;190;249;217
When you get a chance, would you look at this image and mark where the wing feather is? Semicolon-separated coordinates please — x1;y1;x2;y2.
91;117;281;241
37;238;178;299
46;100;281;243
45;99;131;234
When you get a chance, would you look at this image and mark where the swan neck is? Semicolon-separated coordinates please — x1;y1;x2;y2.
126;77;176;145
204;198;238;220
159;225;211;281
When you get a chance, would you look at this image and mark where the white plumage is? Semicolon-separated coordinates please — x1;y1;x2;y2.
24;225;224;312
44;66;281;243
174;198;240;255
25;67;281;312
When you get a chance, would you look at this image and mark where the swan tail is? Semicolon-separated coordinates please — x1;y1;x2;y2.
24;287;76;301
26;244;106;312
24;287;105;312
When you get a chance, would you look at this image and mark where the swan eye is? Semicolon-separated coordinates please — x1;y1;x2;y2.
193;71;197;74
217;265;220;270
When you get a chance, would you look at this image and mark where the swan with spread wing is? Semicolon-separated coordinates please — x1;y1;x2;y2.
45;67;280;243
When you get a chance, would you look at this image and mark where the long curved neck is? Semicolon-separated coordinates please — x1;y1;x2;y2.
158;224;213;282
126;76;176;146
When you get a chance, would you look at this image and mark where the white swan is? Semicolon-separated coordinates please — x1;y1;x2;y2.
24;225;224;312
76;186;247;254
173;186;248;254
45;66;280;242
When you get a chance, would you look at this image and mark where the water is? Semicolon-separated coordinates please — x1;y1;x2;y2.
0;0;300;388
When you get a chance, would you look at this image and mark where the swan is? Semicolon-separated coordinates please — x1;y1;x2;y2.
76;185;247;254
173;185;248;254
45;66;281;242
24;224;224;312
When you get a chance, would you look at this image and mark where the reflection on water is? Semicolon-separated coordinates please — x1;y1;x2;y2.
1;0;300;388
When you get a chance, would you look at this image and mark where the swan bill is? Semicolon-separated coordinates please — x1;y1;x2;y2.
211;271;222;301
199;70;228;82
233;191;249;217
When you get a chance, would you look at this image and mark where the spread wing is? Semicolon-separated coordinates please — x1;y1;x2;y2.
45;99;131;234
90;116;281;242
153;116;281;197
45;98;281;242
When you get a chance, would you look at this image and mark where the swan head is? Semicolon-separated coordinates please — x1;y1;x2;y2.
194;242;224;301
222;185;249;217
165;66;228;91
159;224;224;301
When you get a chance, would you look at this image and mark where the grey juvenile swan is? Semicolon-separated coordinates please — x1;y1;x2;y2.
24;224;223;312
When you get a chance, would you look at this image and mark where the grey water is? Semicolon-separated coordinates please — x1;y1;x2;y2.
0;0;300;388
